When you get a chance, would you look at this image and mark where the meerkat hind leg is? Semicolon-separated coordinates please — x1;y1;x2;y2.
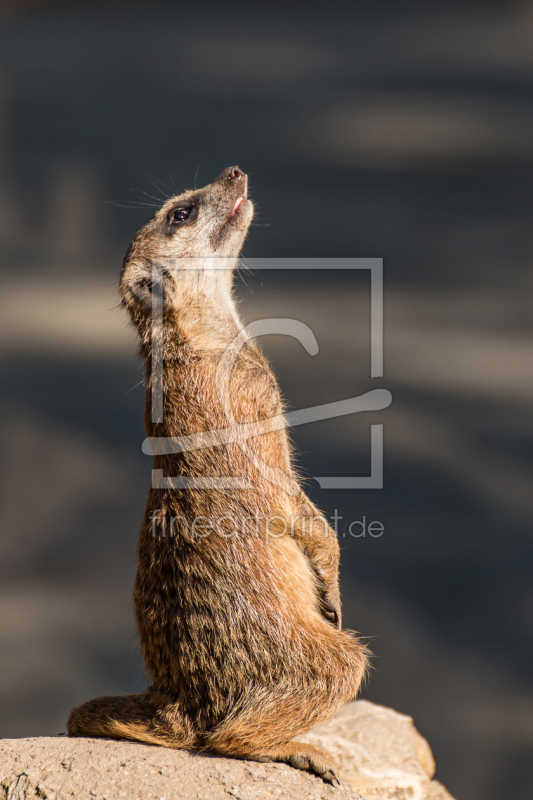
206;714;341;786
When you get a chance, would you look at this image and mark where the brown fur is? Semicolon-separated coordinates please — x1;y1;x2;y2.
67;166;368;784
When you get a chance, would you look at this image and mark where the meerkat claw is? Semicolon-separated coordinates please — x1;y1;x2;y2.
320;768;341;787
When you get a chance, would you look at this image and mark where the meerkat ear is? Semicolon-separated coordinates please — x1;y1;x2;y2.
125;269;174;313
128;276;154;311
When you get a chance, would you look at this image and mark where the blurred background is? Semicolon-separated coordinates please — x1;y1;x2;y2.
1;1;533;797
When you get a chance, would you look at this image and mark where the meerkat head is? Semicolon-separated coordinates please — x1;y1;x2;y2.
120;166;253;326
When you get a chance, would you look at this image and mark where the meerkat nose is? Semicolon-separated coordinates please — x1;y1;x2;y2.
217;165;246;184
228;167;244;180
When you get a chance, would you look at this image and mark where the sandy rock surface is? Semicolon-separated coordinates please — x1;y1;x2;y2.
0;736;362;800
0;701;454;800
301;700;455;800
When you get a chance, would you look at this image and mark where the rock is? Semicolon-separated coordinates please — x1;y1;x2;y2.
300;700;455;800
0;738;361;800
0;701;454;800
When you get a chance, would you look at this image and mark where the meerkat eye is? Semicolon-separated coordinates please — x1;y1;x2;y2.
173;208;190;223
168;205;196;226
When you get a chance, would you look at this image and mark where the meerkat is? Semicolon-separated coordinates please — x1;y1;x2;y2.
67;166;368;785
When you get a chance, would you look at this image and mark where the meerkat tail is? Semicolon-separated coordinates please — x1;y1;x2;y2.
67;692;198;750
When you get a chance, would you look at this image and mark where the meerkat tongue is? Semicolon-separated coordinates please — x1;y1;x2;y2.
230;196;246;217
